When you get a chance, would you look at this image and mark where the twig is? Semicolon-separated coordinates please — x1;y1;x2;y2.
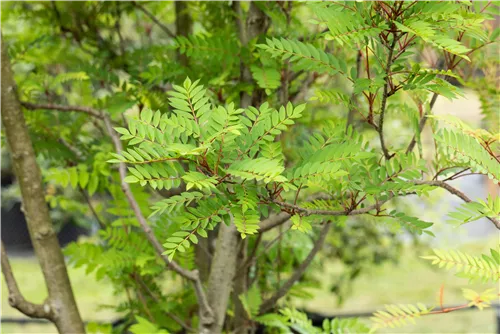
259;193;390;231
290;73;318;104
131;274;155;322
378;35;398;160
412;180;500;229
259;212;291;233
273;197;391;217
236;233;262;276
102;113;214;323
133;1;176;38
58;137;83;158
21;101;103;119
236;225;290;277
79;187;106;229
1;242;52;319
134;274;194;332
259;221;332;313
346;49;363;132
405;91;440;154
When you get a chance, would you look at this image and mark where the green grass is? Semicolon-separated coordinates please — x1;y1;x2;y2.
2;236;498;333
1;256;121;334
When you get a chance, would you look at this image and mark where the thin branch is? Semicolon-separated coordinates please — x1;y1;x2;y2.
23;101;214;324
131;274;155;322
79;187;106;230
378;35;398;160
259;212;291;233
273;197;390;217
346;49;363;132
290;73;318;104
58;137;83;158
259;192;392;231
236;225;290;277
259;221;332;314
405;91;440;154
1;242;52;320
114;2;126;57
242;233;262;273
412;180;500;229
102;113;214;322
135;275;194;332
21;101;103;119
133;1;176;38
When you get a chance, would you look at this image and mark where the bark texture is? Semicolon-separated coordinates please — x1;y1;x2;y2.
197;3;270;331
232;239;248;333
175;1;192;67
203;3;270;333
200;223;240;334
1;38;85;333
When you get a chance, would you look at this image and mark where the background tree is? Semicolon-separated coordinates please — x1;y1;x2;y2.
1;1;498;333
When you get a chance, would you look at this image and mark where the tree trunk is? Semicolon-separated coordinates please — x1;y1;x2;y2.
200;3;269;332
175;1;192;67
200;223;240;334
1;37;85;333
232;239;248;333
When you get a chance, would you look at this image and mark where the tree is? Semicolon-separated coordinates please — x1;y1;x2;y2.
1;1;498;333
1;38;85;333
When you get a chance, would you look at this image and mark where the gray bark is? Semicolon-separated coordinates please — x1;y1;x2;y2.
200;223;240;334
175;1;192;67
200;3;269;332
1;37;85;334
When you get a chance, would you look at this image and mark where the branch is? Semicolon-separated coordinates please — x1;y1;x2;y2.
405;91;440;154
79;187;106;230
1;243;52;319
2;39;85;332
273;197;390;217
236;225;291;278
114;2;126;57
133;1;176;38
25;99;215;324
378;36;398;160
259;221;332;314
259;212;291;233
102;114;214;323
135;275;194;333
346;49;363;131
290;73;318;104
412;180;500;229
21;101;103;119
